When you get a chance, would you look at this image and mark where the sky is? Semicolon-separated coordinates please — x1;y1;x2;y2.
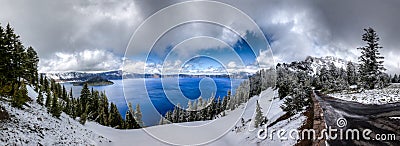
0;0;399;74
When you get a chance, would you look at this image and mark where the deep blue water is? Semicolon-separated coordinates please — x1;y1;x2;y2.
62;77;243;126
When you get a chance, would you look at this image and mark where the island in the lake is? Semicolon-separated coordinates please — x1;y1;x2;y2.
72;76;114;86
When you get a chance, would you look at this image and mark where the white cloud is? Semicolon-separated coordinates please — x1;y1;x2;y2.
39;49;121;72
227;61;237;68
122;60;146;74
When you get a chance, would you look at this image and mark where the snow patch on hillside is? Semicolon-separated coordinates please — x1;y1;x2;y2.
0;86;111;145
306;56;350;75
87;88;306;146
1;86;307;145
328;84;400;105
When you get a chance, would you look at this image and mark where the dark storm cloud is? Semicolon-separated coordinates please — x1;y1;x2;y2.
313;0;400;73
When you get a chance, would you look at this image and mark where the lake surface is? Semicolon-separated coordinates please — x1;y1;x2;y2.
62;77;243;126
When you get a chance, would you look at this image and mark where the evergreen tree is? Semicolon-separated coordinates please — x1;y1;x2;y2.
254;100;263;128
39;74;44;87
179;107;186;122
221;94;229;112
24;46;39;85
187;100;195;122
280;70;311;115
358;27;386;89
64;94;71;115
0;23;39;109
327;62;338;90
75;98;82;118
37;91;44;105
346;62;358;85
97;91;109;125
88;90;100;120
336;68;348;91
0;24;5;87
172;104;180;123
276;64;292;99
80;83;91;112
108;103;124;128
45;91;52;108
135;103;144;127
80;104;88;125
165;111;173;123
159;116;166;125
318;66;329;91
11;82;29;108
125;102;140;129
392;74;398;83
51;92;61;118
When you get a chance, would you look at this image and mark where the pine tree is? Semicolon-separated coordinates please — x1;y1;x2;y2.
187;100;195;122
358;27;386;89
197;96;203;109
80;104;88;125
221;95;229;112
80;83;91;112
172;104;180;123
346;62;358;85
318;66;329;91
43;76;49;92
164;111;173;123
0;24;5;87
328;62;338;90
125;102;140;129
88;90;100;120
337;68;348;91
11;82;29;108
179;107;186;122
281;71;311;115
135;103;144;127
254;100;263;128
45;91;52;108
24;46;39;85
64;94;71;115
37;91;44;105
0;23;39;109
97;91;109;125
51;92;61;118
159;116;166;125
108;103;123;128
39;74;44;87
392;74;398;83
75;98;82;118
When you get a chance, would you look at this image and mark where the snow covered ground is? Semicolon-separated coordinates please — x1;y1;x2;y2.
1;86;306;146
0;86;111;145
87;88;306;146
328;84;400;105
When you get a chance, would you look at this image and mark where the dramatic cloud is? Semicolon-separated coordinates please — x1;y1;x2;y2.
40;49;122;72
0;0;142;59
1;0;399;73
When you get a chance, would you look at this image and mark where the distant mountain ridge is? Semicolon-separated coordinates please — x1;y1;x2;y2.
305;56;353;75
43;70;252;82
43;70;123;82
43;56;353;82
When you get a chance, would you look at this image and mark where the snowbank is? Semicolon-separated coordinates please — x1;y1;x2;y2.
0;86;111;145
329;86;400;105
1;86;307;146
87;88;306;146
